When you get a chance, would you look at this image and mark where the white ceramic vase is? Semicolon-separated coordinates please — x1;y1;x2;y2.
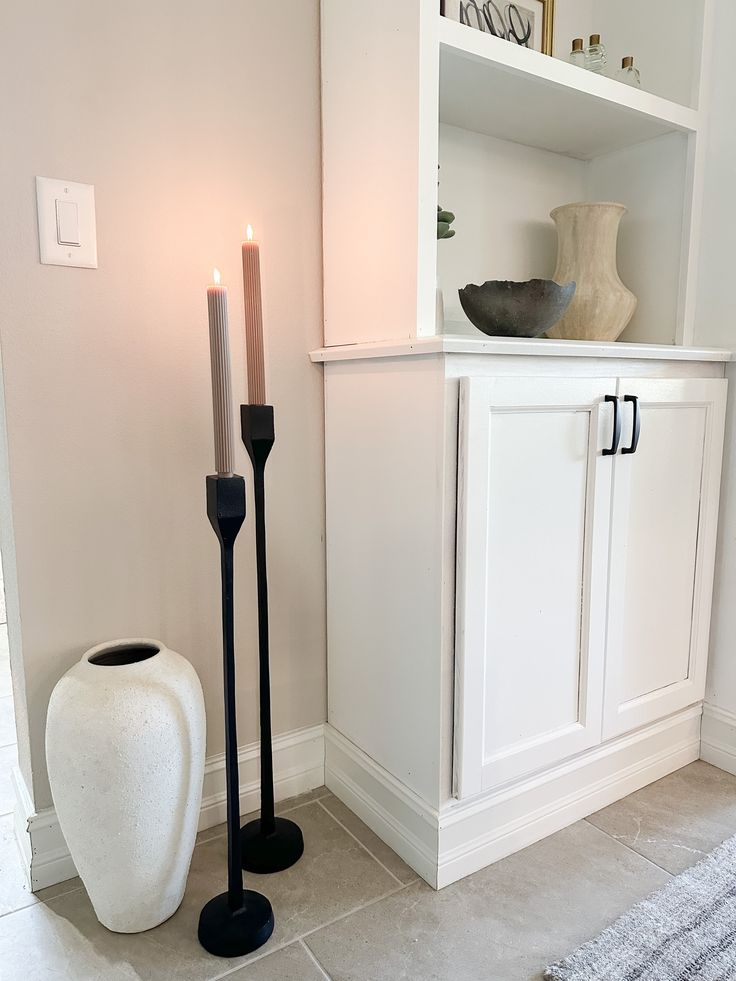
547;202;637;342
46;639;206;933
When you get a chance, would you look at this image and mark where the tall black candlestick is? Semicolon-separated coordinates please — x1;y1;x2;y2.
240;405;304;873
198;474;275;957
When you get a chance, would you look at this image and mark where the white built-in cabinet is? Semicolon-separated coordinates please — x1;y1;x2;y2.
317;0;727;892
315;341;729;889
455;374;726;798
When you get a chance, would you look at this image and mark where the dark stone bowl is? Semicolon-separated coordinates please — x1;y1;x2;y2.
458;279;576;338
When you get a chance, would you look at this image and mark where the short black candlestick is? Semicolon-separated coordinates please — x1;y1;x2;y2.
240;405;304;874
198;475;275;957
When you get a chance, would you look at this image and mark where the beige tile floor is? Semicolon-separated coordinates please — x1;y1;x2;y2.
0;761;735;980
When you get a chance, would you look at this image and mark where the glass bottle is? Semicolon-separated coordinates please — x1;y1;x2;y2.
616;56;641;88
585;34;607;74
569;38;585;69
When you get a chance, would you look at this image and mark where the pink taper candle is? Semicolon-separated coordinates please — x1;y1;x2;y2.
206;268;234;475
241;225;266;405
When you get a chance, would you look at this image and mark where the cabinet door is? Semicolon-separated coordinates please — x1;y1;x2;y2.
603;378;727;739
454;377;616;798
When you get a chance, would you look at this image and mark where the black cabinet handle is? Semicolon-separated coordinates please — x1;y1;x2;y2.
622;395;641;455
602;395;621;456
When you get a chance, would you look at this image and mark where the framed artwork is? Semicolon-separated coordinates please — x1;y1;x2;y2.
441;0;555;57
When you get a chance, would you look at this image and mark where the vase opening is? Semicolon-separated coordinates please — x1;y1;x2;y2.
88;643;160;666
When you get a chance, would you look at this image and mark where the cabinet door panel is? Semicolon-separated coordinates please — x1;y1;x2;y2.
455;377;615;798
484;409;588;754
603;378;727;739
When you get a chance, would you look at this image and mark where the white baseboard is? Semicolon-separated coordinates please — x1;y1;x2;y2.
13;723;325;892
21;706;708;895
437;705;701;887
11;767;74;892
324;724;440;887
325;707;702;890
198;723;324;830
700;702;736;775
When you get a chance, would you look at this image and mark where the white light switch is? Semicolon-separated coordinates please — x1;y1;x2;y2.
55;199;80;246
36;177;97;268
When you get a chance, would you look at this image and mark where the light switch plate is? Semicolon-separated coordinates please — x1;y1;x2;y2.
36;177;97;268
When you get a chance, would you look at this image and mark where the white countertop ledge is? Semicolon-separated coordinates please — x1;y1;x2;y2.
310;335;732;364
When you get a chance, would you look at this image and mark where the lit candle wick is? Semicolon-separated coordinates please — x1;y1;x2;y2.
213;267;221;285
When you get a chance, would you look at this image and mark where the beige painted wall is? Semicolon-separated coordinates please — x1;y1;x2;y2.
0;0;326;809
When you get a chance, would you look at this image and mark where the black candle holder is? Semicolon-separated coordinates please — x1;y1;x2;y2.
198;475;275;957
240;405;305;874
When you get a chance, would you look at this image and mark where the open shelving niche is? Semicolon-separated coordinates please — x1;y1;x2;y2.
320;0;712;349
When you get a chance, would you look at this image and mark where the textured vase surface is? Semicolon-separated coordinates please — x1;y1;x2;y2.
547;202;637;342
46;638;206;933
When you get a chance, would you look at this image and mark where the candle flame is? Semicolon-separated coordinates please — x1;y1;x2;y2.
246;225;254;242
213;267;221;285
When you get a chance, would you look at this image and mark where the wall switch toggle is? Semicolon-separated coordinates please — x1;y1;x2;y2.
55;199;80;246
36;177;97;268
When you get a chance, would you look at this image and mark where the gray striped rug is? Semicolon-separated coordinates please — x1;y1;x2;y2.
545;833;736;980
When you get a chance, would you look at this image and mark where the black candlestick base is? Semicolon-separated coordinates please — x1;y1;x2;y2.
198;891;274;958
241;816;305;874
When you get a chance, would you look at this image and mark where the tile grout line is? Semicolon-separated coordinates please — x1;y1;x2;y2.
299;879;415;942
0;878;88;921
0;897;37;920
583;817;675;878
315;798;406;887
39;880;88;904
195;792;333;846
206;938;298;979
300;938;334;980
275;790;333;817
207;880;414;981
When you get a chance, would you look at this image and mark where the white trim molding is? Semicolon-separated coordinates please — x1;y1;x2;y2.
700;702;736;775
437;705;701;887
198;723;324;830
12;767;76;892
13;723;325;892
325;707;702;890
324;724;440;887
16;709;709;895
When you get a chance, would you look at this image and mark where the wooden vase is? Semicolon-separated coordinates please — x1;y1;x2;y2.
547;202;637;342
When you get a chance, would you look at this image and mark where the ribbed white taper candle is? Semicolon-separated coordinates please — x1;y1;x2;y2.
241;226;266;405
207;269;234;475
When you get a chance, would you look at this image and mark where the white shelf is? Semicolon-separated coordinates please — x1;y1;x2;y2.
311;336;731;364
439;18;700;160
